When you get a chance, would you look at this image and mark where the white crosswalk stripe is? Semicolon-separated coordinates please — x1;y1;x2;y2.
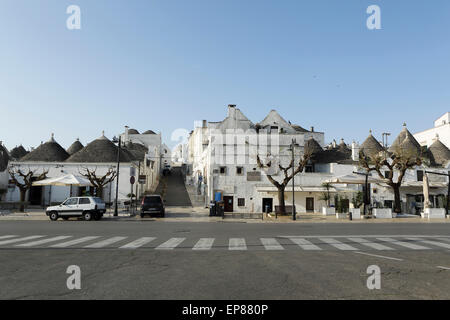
0;235;45;246
289;238;322;250
347;237;394;250
318;238;358;250
193;238;215;250
229;238;247;250
84;237;128;248
156;238;185;250
377;237;431;250
120;237;156;249
16;236;72;247
50;236;101;248
404;238;450;249
0;235;18;240
260;238;284;250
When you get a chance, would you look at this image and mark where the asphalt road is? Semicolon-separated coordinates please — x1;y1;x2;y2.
0;220;449;300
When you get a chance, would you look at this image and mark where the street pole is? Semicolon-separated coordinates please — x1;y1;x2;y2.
291;139;296;221
114;135;121;216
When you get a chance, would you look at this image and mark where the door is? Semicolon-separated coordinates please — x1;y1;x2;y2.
29;184;42;205
223;196;234;212
306;197;314;212
60;198;80;216
262;198;273;213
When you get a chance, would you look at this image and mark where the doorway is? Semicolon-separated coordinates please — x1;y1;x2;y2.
306;197;314;212
29;185;42;205
262;198;273;213
223;196;234;212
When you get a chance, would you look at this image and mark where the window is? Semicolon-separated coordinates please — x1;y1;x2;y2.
238;198;245;207
79;198;91;205
63;198;78;205
373;188;378;194
220;167;226;174
384;171;390;179
236;167;243;175
417;170;424;182
305;165;314;173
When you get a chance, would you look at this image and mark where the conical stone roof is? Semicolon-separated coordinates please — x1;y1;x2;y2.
360;132;384;158
20;134;70;162
428;138;450;167
0;142;9;172
389;124;421;155
304;137;323;156
142;130;156;135
123;142;148;161
67;138;84;155
10;145;28;160
66;132;132;163
128;129;140;135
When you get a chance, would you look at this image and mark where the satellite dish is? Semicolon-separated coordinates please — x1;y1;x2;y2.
0;143;9;172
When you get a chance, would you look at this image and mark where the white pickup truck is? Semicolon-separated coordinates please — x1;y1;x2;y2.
46;196;106;221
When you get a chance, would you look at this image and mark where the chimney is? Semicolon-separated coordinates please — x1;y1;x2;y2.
124;126;129;142
228;104;237;118
310;126;314;132
202;120;207;128
352;141;360;161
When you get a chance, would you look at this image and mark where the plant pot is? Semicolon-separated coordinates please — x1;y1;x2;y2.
350;208;361;220
322;207;335;216
423;208;446;219
373;208;393;219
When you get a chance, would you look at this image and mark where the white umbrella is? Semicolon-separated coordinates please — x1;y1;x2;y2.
423;173;430;210
32;174;92;187
325;174;386;185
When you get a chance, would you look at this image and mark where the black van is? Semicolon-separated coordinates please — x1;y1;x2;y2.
140;195;165;218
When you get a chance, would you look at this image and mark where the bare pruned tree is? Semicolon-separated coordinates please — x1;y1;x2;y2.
7;165;49;212
359;147;423;214
79;166;117;198
257;150;311;214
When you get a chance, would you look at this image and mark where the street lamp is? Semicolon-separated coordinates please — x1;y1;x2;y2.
112;135;121;216
288;139;300;221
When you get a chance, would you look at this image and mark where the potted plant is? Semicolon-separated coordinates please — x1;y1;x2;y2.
320;182;335;216
350;191;363;220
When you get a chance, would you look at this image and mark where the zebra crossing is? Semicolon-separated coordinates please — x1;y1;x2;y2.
0;234;449;251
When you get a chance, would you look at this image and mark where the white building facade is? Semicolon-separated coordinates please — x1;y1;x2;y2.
414;112;450;149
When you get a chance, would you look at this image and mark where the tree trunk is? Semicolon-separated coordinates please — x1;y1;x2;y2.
393;185;402;214
97;186;104;199
19;188;26;212
277;187;286;214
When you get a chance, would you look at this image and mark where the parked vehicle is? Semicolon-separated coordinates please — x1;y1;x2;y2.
141;195;165;217
46;197;106;221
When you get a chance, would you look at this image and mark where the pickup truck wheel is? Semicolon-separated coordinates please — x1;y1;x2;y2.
83;211;93;221
49;211;59;221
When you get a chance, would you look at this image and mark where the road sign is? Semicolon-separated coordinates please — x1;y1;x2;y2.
130;176;135;185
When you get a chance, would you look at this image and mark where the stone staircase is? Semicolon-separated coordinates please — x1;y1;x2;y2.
185;182;206;208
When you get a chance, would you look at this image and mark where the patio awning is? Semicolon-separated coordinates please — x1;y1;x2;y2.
32;174;93;187
324;174;386;185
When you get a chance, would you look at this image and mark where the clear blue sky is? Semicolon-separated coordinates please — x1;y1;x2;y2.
1;0;449;151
